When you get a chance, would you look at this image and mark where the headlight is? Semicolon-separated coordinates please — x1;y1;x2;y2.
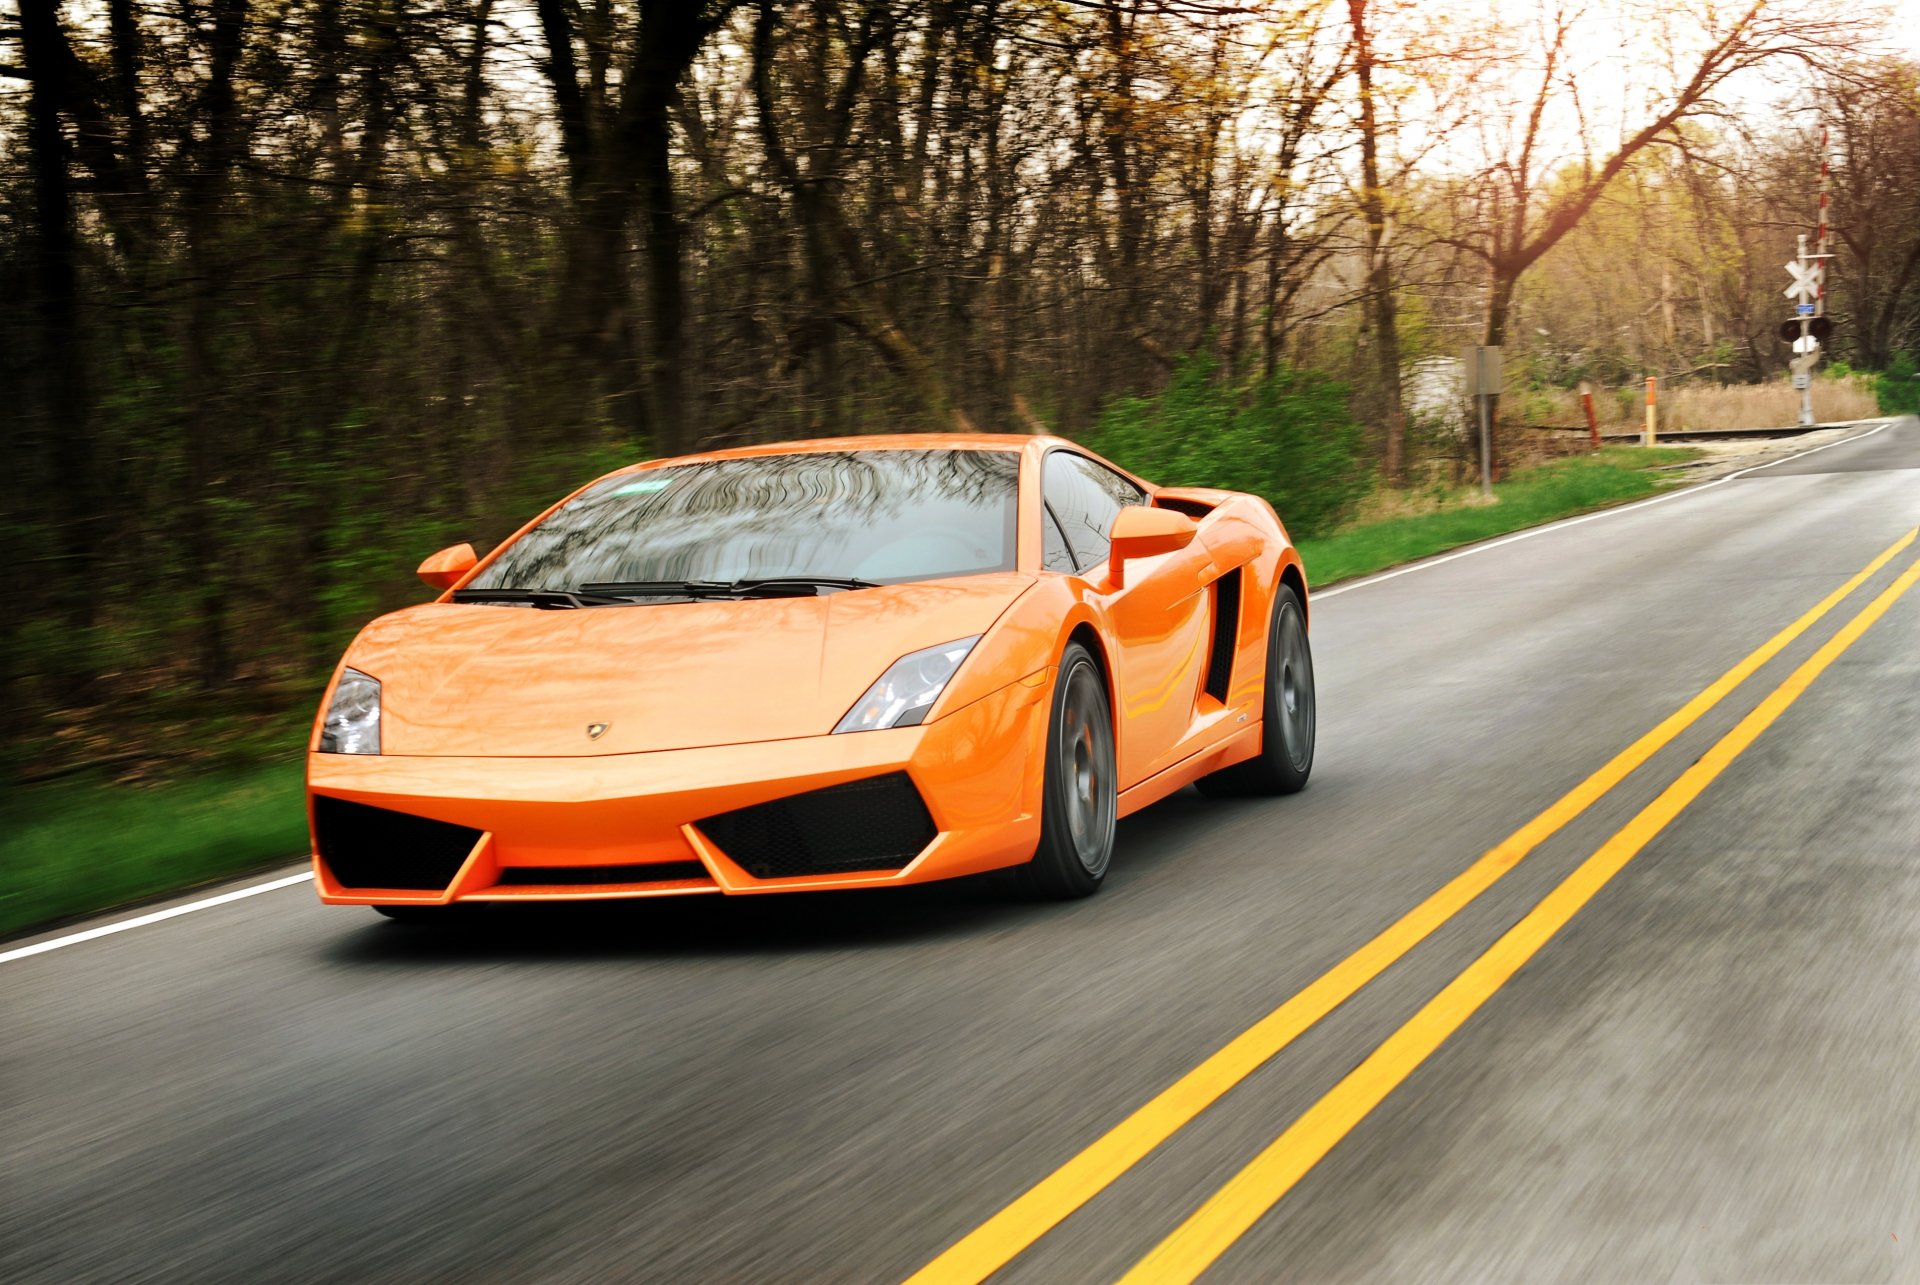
833;637;980;733
320;668;381;754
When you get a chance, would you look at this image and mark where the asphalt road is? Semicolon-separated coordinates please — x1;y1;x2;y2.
7;419;1919;1284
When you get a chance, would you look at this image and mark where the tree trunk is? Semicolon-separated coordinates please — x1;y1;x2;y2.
634;75;688;456
303;2;401;676
537;0;637;441
1348;0;1405;483
106;0;150;264
179;0;251;686
19;0;99;700
1865;234;1920;371
1101;1;1148;370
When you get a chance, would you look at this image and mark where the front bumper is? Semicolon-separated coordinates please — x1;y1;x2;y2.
307;674;1049;904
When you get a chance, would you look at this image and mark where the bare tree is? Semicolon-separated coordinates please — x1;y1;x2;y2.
1435;0;1865;460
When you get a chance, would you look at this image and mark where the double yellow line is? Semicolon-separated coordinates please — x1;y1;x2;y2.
910;528;1920;1285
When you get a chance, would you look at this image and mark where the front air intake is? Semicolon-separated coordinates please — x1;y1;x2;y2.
494;862;710;887
313;796;481;891
696;773;937;879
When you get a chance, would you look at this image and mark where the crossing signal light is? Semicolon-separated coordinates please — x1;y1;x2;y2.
1779;316;1834;344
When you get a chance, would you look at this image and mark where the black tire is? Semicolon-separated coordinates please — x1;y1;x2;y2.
1196;583;1314;797
1015;642;1118;899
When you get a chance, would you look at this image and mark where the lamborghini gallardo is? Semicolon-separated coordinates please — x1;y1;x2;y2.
308;435;1314;915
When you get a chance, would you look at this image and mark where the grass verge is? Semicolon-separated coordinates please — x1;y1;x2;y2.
1297;446;1698;587
0;760;308;941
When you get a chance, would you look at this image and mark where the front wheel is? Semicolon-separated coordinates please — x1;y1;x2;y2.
1196;583;1315;797
1016;642;1118;899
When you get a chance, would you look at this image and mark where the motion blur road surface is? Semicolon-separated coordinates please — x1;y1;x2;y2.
7;420;1918;1283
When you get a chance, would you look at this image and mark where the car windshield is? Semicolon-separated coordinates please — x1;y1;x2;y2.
467;449;1020;592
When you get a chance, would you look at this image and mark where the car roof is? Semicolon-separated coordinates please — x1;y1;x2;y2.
621;433;1078;470
591;433;1156;495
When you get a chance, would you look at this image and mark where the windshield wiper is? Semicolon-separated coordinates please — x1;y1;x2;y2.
728;575;880;595
580;576;880;600
450;587;632;609
577;580;738;600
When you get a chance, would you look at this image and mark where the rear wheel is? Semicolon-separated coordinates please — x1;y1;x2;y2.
1016;642;1117;899
1196;583;1314;797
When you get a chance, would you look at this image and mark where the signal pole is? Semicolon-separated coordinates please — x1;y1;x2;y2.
1792;235;1816;427
1785;129;1832;427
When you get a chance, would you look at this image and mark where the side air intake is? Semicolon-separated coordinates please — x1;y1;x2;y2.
1203;568;1243;703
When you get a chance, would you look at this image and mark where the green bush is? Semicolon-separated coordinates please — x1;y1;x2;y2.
1876;353;1920;415
1085;356;1373;539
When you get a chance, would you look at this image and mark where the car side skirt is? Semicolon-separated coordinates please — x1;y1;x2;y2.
1116;721;1263;819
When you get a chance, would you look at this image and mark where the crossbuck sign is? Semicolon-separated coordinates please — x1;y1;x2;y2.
1783;258;1823;304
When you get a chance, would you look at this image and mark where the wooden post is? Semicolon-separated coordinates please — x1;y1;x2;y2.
1579;380;1599;448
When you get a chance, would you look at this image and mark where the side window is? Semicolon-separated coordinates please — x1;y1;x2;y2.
1042;506;1076;572
1044;453;1146;572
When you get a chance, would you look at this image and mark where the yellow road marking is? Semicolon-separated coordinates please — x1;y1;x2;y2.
1120;553;1920;1284
905;529;1916;1285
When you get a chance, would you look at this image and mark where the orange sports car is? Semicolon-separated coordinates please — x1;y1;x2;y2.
308;435;1314;917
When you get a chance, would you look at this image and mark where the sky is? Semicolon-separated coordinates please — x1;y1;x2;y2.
1895;2;1920;54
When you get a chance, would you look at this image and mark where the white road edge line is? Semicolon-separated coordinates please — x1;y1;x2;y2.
5;418;1904;965
1314;419;1900;600
0;871;314;965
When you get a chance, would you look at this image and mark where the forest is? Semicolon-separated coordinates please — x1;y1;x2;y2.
4;0;1919;781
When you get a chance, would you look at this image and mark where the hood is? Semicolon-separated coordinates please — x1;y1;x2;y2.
341;573;1036;756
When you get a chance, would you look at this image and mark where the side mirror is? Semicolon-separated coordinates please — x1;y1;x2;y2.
1107;506;1197;587
418;542;478;590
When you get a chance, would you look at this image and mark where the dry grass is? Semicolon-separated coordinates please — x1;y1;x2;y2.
1659;377;1878;430
1517;376;1879;432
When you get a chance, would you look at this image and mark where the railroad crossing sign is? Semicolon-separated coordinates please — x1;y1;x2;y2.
1783;258;1823;304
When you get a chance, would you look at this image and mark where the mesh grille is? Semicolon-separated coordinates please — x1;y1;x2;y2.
314;795;481;891
696;773;936;879
1204;568;1243;702
494;862;710;887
